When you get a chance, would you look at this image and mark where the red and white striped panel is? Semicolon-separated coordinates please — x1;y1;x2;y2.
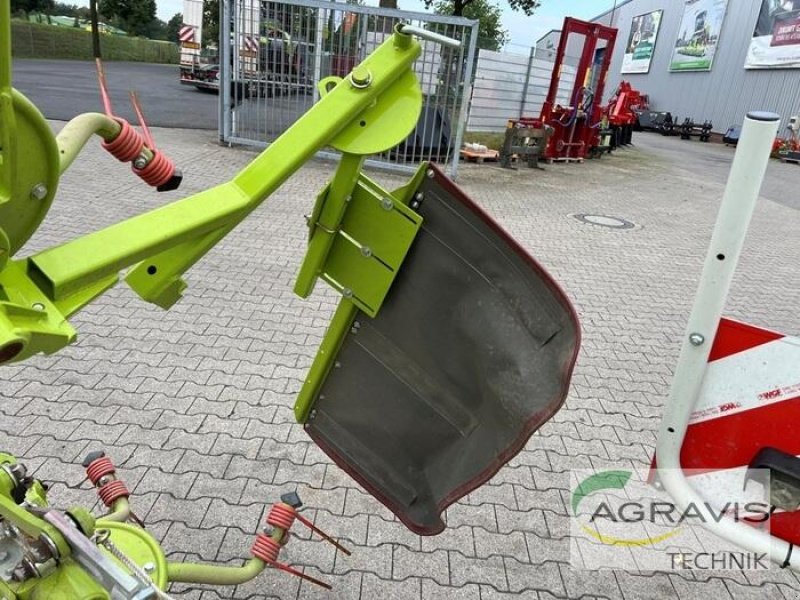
179;25;195;43
658;318;800;543
244;36;259;52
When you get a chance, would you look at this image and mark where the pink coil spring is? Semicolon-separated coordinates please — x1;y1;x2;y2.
102;119;145;163
132;150;175;188
97;480;130;507
251;532;281;563
86;456;115;486
266;503;297;530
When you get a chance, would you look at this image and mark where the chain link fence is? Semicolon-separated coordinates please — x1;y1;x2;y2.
221;0;478;175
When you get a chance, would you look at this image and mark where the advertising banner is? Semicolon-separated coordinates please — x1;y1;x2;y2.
670;0;729;71
745;0;800;68
621;10;663;74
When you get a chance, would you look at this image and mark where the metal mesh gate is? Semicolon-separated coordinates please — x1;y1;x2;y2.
220;0;478;175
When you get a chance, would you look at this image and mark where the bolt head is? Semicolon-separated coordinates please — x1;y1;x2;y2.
133;157;147;170
342;288;353;298
30;184;48;200
381;198;394;211
350;67;372;87
689;333;705;346
360;246;372;258
426;169;435;178
143;562;155;573
32;303;45;311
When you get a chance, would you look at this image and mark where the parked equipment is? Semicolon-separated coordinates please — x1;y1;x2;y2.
499;118;553;169
501;17;617;165
659;112;680;136
776;114;800;163
539;18;618;162
723;125;741;146
680;117;713;142
394;103;452;160
635;109;669;131
178;0;204;85
605;81;648;148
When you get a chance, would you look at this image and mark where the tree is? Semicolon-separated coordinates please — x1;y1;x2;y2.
433;0;508;50
426;0;537;18
143;17;168;40
98;0;156;36
203;0;219;46
11;0;55;16
52;3;79;16
166;12;183;42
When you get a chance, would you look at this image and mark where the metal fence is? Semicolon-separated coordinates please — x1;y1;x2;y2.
467;46;578;133
10;21;179;63
220;0;478;175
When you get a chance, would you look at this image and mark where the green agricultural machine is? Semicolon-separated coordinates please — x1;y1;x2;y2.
0;0;580;596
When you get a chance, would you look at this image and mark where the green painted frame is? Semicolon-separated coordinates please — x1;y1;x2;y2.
0;0;427;366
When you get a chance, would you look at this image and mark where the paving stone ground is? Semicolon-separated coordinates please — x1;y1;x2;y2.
2;125;800;600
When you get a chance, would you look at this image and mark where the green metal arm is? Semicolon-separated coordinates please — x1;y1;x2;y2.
96;497;130;523
0;18;426;365
166;557;266;585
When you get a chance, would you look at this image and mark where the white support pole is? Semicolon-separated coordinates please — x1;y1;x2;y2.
312;8;325;105
655;112;795;569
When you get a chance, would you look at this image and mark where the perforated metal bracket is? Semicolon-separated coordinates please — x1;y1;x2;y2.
296;162;425;318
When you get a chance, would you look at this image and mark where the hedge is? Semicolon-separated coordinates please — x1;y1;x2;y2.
11;21;179;64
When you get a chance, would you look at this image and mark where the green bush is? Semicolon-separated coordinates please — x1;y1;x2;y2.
11;20;179;64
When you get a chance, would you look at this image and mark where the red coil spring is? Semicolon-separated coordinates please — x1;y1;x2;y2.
86;456;116;486
132;150;175;188
102;119;145;163
267;503;296;530
97;480;129;507
251;532;281;563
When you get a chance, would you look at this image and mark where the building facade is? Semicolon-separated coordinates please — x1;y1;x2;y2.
589;0;800;134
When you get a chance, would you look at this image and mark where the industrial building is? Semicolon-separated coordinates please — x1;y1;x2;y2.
540;0;800;134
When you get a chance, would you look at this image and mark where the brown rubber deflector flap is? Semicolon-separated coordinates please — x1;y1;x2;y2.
305;163;580;535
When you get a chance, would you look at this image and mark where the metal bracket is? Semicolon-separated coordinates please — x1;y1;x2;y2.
44;510;158;600
295;162;423;318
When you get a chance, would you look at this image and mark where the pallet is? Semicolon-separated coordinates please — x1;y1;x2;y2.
544;157;584;164
460;148;500;163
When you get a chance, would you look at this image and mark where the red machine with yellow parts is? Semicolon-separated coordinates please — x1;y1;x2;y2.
540;17;618;162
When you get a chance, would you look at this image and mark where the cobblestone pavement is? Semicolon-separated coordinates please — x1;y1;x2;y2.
2;126;800;600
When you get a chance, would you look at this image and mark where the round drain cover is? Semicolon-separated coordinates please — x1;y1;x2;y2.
571;214;636;230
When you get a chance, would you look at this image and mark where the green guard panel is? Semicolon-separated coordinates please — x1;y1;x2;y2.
321;177;422;316
302;163;580;535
